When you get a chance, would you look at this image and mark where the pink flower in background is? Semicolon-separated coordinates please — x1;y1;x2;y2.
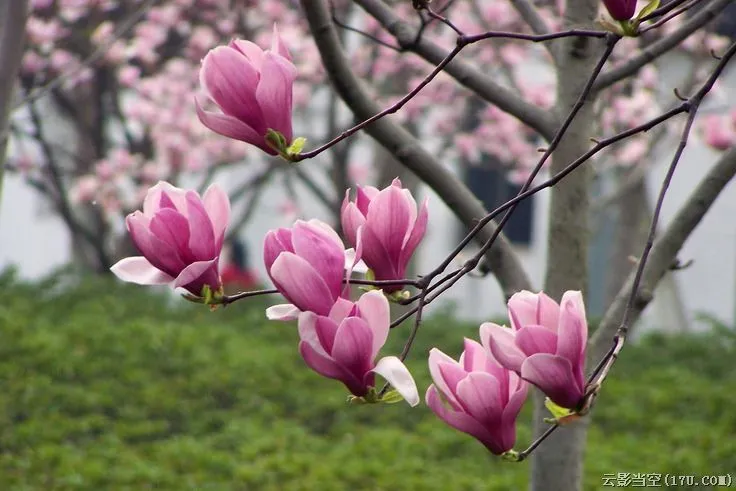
481;291;588;410
111;181;230;297
298;290;419;405
702;114;735;151
264;220;356;321
341;179;428;292
603;0;637;21
426;338;528;455
196;25;296;155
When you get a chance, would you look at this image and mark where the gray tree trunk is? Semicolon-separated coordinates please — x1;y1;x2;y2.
0;0;29;203
531;0;601;487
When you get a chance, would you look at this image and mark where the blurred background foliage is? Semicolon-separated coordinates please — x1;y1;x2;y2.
0;268;734;490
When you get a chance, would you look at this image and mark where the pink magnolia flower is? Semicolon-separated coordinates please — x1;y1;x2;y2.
341;178;428;292
481;291;588;410
426;338;528;455
111;181;230;297
264;219;357;321
298;290;419;406
603;0;637;21
196;25;296;155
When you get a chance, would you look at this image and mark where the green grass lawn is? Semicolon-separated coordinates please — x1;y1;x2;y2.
0;268;734;490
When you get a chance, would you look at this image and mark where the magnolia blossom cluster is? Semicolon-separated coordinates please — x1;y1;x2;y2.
112;175;591;456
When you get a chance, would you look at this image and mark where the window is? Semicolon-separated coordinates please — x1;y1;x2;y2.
461;157;535;246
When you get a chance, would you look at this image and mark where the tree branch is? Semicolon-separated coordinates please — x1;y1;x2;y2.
300;0;533;297
591;145;736;360
0;0;29;201
354;0;558;141
593;0;732;92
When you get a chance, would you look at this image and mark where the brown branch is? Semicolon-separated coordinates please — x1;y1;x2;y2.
354;0;558;141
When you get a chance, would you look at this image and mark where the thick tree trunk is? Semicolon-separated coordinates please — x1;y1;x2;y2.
605;176;651;306
530;0;601;488
0;0;28;203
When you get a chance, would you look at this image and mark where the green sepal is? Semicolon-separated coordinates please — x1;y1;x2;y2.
544;397;582;425
619;19;638;37
347;386;406;405
378;389;405;404
387;289;411;303
265;129;288;155
635;0;660;21
501;450;521;462
286;137;307;158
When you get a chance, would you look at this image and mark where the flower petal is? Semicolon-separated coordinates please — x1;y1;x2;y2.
521;353;583;409
480;322;525;373
291;221;344;301
265;303;300;321
173;258;220;295
185;191;216;260
256;51;296;142
202;184;230;252
299;340;346;380
331;317;373;379
270;253;334;316
456;371;503;426
200;46;264;129
373;356;419;407
356;290;390;360
196;99;271;152
515;325;558;356
426;385;505;455
110;256;173;285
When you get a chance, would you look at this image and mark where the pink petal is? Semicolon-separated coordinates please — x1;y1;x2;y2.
270;252;335;316
143;181;186;218
143;181;187;217
185;191;216;260
480;322;525;373
537;291;562;332
314;316;340;354
263;228;293;272
173;258;220;294
521;353;583;410
456;372;503;426
356;290;390;360
515;325;558;356
366;185;412;265
299;340;347;380
256;52;296;142
332;317;373;378
428;348;463;408
196;99;271;153
399;197;428;269
355;186;377;215
328;297;356;324
359;224;397;280
110;256;173;285
202;184;230;252
340;198;365;247
149;208;191;261
269;24;292;61
373;356;419;406
291;221;344;301
265;303;300;321
460;338;489;373
230;39;265;69
200;46;264;129
127;212;186;276
507;290;540;331
557;292;588;382
426;385;506;455
298;311;330;357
